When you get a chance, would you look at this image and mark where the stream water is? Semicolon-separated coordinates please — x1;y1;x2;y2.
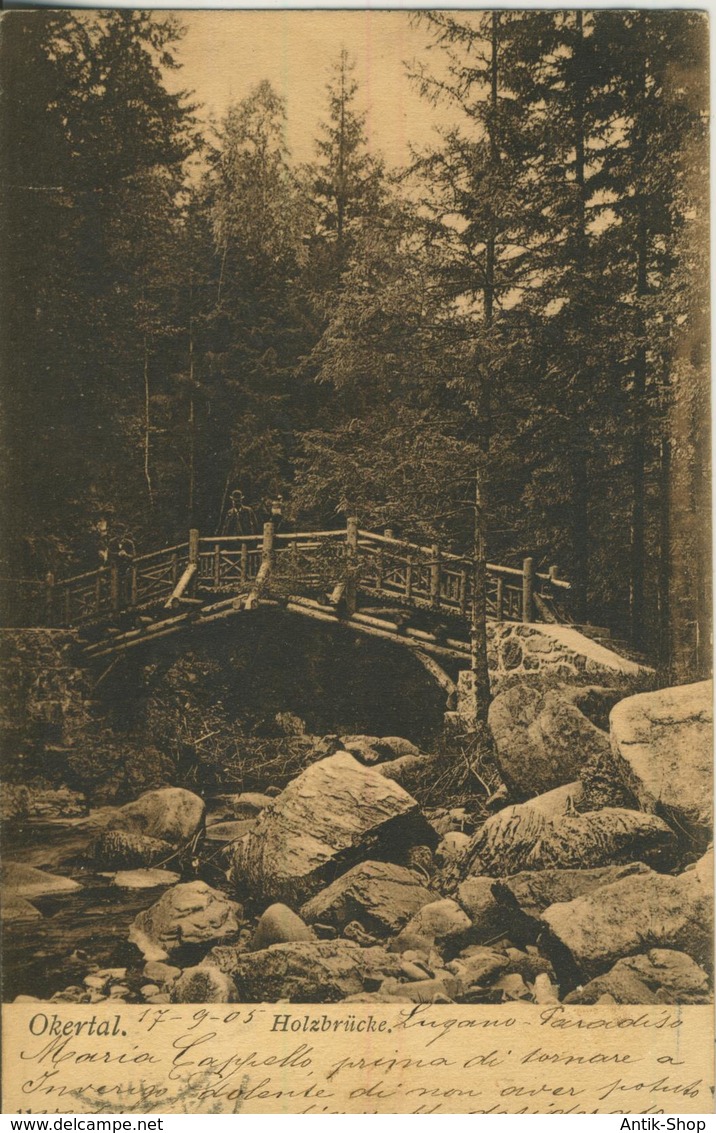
1;816;210;1002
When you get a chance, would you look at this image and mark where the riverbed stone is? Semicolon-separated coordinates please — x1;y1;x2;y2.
106;787;205;847
1;862;81;899
609;680;713;844
399;898;472;952
105;868;180;889
459;805;676;878
435;832;471;865
204;820;256;844
523;781;584;820
455;876;507;942
542;850;714;983
564;949;712;1005
340;737;384;765
492;862;652;942
90;830;174;869
129;881;242;962
301;861;435;937
231;753;437;905
375;737;422;759
2;895;42;921
210;793;273;820
171;965;237;1003
143;961;181;985
221;940;401;1002
250;903;315;950
488;685;612;797
375;754;429;786
446;946;508;986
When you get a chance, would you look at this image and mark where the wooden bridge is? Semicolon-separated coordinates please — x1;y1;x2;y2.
12;520;572;669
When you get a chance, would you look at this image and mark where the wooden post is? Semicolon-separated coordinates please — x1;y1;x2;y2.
171;551;179;585
240;541;248;582
45;572;55;625
495;576;504;622
189;528;200;566
262;521;275;568
405;553;414;602
130;564;138;606
213;543;221;587
110;562;120;614
459;569;468;616
522;556;535;623
377;546;385;592
430;545;441;609
345;516;358;616
384;528;394;540
188;528;200;597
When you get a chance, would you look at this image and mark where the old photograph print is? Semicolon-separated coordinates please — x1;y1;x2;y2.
0;8;712;1021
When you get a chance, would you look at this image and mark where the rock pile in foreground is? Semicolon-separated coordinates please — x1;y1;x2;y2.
7;692;714;1007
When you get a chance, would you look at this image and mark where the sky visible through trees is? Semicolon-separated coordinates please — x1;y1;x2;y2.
0;9;710;683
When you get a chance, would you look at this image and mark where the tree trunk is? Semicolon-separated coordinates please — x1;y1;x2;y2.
467;9;500;726
658;434;671;675
143;334;153;508
630;31;649;650
571;10;590;624
188;310;196;524
470;457;491;725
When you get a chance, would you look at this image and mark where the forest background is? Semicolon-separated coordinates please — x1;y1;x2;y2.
0;9;710;679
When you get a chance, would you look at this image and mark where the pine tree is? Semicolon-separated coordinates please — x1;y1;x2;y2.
309;48;384;281
206;81;311;518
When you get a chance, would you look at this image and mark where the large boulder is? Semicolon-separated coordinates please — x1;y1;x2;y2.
493;863;651;944
129;881;241;962
542;850;713;984
106;788;205;847
230;753;436;905
564;950;712;1005
459;804;676;878
300;861;435;937
208;939;401;1002
609;680;713;844
488;685;612;797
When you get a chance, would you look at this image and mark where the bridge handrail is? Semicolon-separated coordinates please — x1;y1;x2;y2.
4;518;572;628
357;529;571;590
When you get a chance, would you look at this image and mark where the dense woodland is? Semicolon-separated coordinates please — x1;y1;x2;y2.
0;10;710;678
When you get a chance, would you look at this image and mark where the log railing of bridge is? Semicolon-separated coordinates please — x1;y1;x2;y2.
7;519;571;630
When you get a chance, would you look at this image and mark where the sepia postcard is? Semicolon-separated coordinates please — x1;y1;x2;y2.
0;7;713;1114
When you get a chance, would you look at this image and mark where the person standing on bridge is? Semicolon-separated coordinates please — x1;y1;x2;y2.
222;489;259;536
